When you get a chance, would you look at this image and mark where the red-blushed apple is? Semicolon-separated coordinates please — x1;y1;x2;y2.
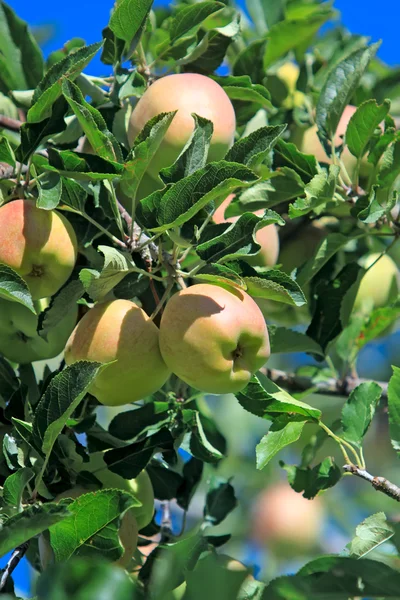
83;452;155;531
354;253;399;312
0;199;77;299
213;194;280;267
39;486;138;569
159;284;270;394
64;299;170;406
251;482;324;556
0;297;78;364
127;73;236;180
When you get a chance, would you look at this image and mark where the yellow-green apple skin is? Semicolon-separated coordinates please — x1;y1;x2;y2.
83;452;155;531
0;199;77;300
251;482;324;556
213;194;280;267
0;297;78;363
127;73;236;180
159;284;270;394
275;62;305;109
64;299;170;406
292;105;373;180
354;253;399;312
39;486;138;569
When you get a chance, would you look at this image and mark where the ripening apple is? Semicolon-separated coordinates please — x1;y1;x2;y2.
39;486;138;569
0;297;78;364
275;62;306;109
159;284;270;394
64;299;170;406
83;452;155;531
354;253;399;312
213;194;280;267
0;199;77;300
127;73;236;180
251;482;324;556
292;105;373;180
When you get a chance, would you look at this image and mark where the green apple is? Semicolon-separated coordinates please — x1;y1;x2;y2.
159;284;270;394
0;297;78;363
65;299;170;406
0;199;77;299
127;73;236;180
354;253;399;312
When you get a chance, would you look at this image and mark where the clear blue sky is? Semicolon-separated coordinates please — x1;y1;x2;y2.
8;0;400;76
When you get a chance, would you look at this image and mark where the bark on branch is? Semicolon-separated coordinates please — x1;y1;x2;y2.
263;367;388;400
0;114;22;132
0;542;29;591
343;465;400;502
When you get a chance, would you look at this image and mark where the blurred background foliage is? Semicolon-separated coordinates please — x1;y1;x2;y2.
3;0;400;596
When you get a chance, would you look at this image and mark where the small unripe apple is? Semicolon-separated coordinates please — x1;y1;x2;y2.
65;299;170;406
292;105;372;180
213;195;279;267
251;482;324;556
84;452;155;531
39;486;138;569
0;297;78;364
0;199;77;299
354;253;399;312
159;284;270;394
127;73;236;180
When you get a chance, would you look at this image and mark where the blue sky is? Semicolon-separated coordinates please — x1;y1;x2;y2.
8;0;400;76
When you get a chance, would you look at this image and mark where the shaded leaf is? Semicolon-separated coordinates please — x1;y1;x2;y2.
256;416;305;470
341;382;382;448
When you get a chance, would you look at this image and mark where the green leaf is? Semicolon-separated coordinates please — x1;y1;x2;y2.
356;185;387;223
0;265;35;313
204;477;237;526
346;99;390;159
341;382;382;448
236;371;321;421
188;411;225;464
347;512;394;558
378;138;400;189
28;42;102;123
289;165;340;218
241;263;306;307
268;326;324;356
120;111;177;203
282;457;342;499
0;504;69;558
38;279;83;341
256;416;306;470
109;402;170;441
263;6;333;69
185;553;248;600
225;125;286;168
160;115;214;185
61;177;88;212
0;1;44;93
62;79;122;163
196;211;283;264
275;138;319;183
46;147;124;181
48;490;137;562
296;233;356;287
79;246;140;302
0;136;15;168
169;2;224;44
37;172;63;210
139;161;258;233
3;467;34;509
194;263;246;290
316;42;380;148
32;361;104;455
213;74;272;109
101;26;125;66
388;366;400;455
109;0;153;44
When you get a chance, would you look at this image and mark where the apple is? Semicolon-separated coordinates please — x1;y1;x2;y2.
127;73;236;180
83;452;155;531
64;299;170;406
292;105;374;180
159;284;270;394
275;62;306;109
0;199;77;300
39;485;138;569
0;297;78;364
213;194;280;267
354;253;399;312
251;482;324;556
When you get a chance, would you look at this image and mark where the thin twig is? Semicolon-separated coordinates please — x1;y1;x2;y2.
0;114;22;132
160;501;173;542
343;465;400;502
262;367;388;400
0;542;29;591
